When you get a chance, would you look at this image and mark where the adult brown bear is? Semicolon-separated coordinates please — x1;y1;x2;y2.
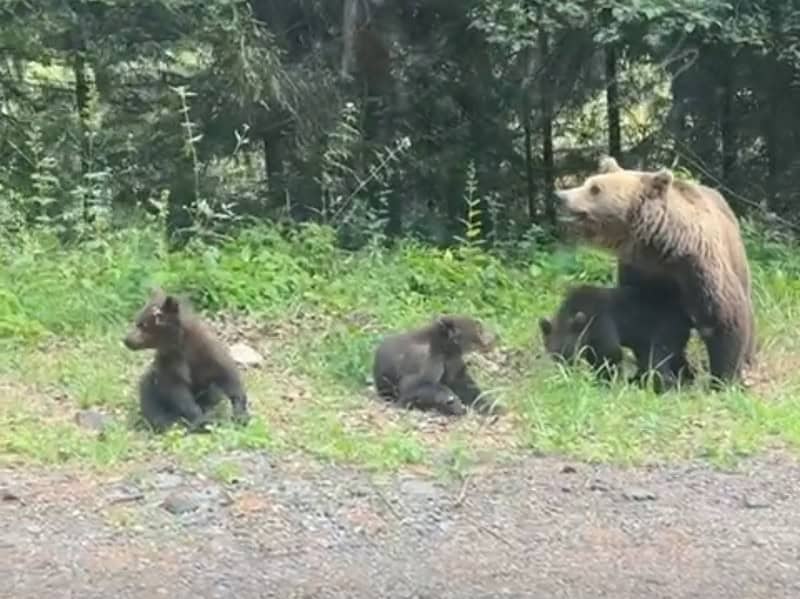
556;157;756;386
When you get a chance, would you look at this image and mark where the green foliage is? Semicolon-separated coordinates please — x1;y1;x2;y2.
3;0;800;247
2;224;800;473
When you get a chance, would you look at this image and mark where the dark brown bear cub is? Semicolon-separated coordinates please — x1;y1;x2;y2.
373;315;498;416
539;284;694;393
123;289;249;432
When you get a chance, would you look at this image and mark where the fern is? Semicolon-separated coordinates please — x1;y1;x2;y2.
458;161;484;249
320;101;361;223
172;85;240;242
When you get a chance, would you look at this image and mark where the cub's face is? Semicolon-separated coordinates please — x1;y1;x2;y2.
436;315;497;354
123;289;182;351
538;312;591;363
555;157;643;248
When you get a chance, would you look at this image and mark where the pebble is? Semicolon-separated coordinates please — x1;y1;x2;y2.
229;342;263;368
622;487;657;502
742;496;771;509
162;492;201;515
1;488;21;502
399;478;440;501
74;410;113;433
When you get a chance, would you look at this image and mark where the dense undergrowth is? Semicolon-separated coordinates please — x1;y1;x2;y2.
2;221;800;474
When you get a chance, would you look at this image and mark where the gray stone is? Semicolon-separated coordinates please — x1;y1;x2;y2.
229;342;263;368
74;409;112;433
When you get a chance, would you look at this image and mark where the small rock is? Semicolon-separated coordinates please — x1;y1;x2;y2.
743;496;770;509
589;480;609;493
106;484;144;505
561;465;577;474
561;486;572;494
400;477;439;501
623;487;657;502
75;409;113;433
150;471;185;490
229;342;263;368
162;492;201;515
199;486;233;507
1;489;20;502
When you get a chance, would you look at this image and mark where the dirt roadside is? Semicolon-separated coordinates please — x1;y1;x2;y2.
2;452;799;598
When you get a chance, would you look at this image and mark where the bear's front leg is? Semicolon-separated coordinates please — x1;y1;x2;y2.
703;325;747;388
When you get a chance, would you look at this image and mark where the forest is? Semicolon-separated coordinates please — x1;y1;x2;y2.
3;1;800;476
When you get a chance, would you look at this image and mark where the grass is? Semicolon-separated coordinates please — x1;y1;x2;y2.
2;221;800;474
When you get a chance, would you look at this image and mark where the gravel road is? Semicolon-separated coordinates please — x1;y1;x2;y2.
2;452;799;598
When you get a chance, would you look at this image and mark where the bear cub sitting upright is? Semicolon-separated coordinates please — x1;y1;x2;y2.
540;284;694;392
123;288;250;432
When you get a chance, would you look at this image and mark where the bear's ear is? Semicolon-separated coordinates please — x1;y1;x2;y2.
645;168;674;198
598;155;622;174
539;318;552;337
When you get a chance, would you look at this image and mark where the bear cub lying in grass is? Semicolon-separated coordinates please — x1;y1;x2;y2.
540;284;695;393
373;314;500;416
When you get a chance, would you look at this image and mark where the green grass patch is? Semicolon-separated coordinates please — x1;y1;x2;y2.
2;222;800;473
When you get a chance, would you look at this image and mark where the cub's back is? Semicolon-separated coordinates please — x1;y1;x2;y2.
373;329;432;395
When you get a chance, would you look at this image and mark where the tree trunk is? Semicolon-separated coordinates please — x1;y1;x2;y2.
605;44;621;161
73;49;89;173
72;28;90;221
719;51;736;188
166;160;196;250
765;3;784;210
765;71;780;210
523;99;536;222
340;0;359;80
262;126;287;214
540;27;556;227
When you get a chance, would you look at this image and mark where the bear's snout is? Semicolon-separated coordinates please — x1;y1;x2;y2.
555;189;584;214
556;191;588;216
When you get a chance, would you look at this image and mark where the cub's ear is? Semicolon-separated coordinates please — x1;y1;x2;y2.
644;168;674;198
161;295;181;315
569;311;589;331
598;155;622;173
538;318;553;337
435;314;456;337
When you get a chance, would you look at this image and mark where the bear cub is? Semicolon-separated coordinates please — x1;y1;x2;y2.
123;289;250;432
539;284;694;392
373;315;499;416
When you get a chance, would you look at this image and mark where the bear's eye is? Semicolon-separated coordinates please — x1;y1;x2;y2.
589;184;600;195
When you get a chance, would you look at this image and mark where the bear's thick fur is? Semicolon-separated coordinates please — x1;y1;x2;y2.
539;284;695;393
556;156;756;385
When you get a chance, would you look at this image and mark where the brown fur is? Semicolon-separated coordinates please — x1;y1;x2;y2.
123;289;249;432
557;157;756;385
372;315;499;416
